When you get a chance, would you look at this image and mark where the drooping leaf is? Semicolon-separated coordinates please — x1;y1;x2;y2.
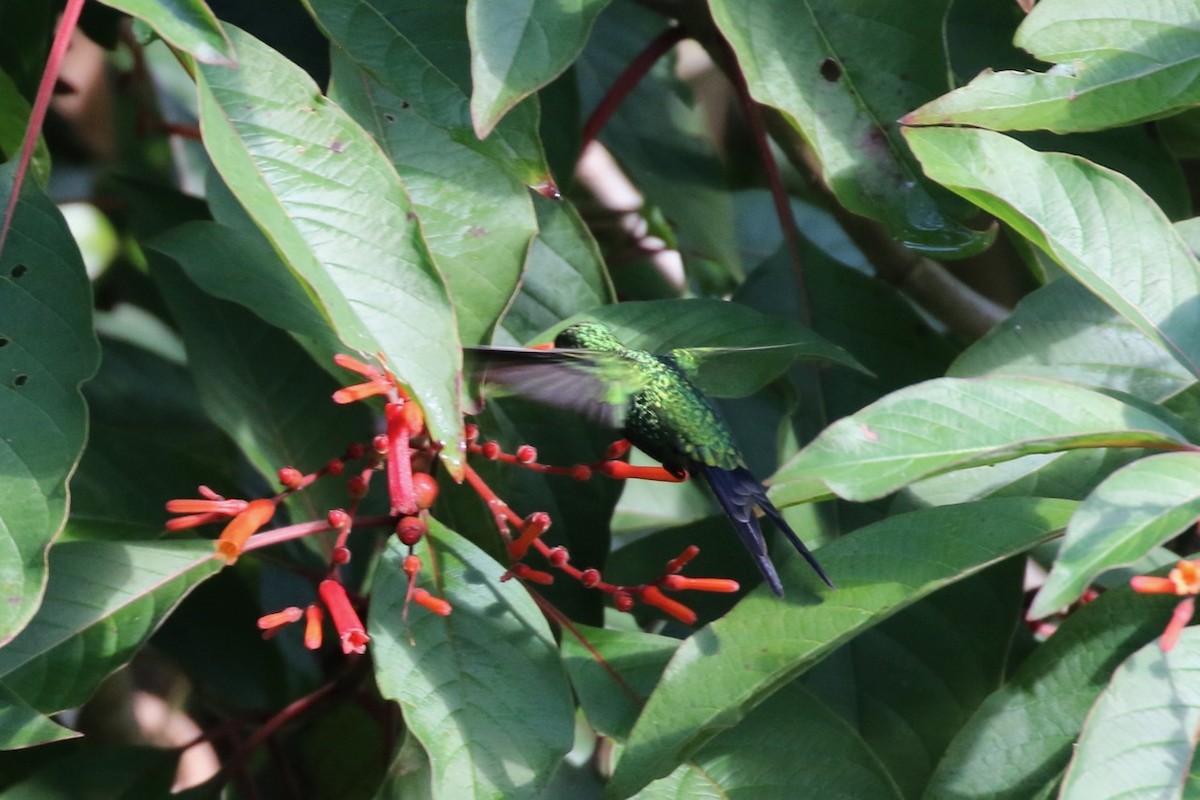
1030;452;1200;618
329;50;535;345
951;277;1196;404
638;683;904;800
97;0;233;64
0;539;220;714
194;24;463;472
370;521;574;800
466;0;611;137
771;376;1189;507
905;126;1200;382
710;0;992;259
301;0;552;188
905;0;1200;133
606;498;1076;797
925;584;1178;800
0;163;100;644
1060;629;1200;800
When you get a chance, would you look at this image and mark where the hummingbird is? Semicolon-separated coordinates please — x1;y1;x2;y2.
467;321;833;595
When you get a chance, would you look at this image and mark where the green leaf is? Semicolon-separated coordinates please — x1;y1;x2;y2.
560;624;677;740
0;164;100;643
803;558;1025;798
606;497;1076;797
905;127;1200;381
951;277;1196;404
638;683;904;800
194;24;464;473
302;0;551;189
905;0;1200;133
1031;453;1200;618
466;0;611;137
497;194;614;345
0;683;79;749
709;0;991;259
150;256;371;521
0;539;220;713
98;0;233;64
370;521;574;800
925;584;1178;800
771;376;1189;507
0;70;48;186
329;51;536;345
0;743;178;798
1061;629;1200;799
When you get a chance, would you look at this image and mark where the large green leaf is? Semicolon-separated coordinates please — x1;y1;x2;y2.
329;50;536;345
638;683;904;800
1031;452;1200;618
466;0;610;137
1061;629;1200;800
905;127;1200;381
98;0;233;64
905;0;1200;133
370;521;574;800
771;376;1189;507
709;0;990;259
0;743;178;798
0;164;100;644
0;539;220;716
194;24;464;472
925;584;1178;800
0;70;48;186
951;278;1196;404
804;558;1025;798
606;498;1076;797
302;0;551;188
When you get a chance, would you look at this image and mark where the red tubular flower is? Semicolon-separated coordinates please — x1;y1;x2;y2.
1162;597;1196;652
661;575;740;593
165;493;248;531
304;604;324;650
1131;576;1178;594
640;586;697;625
214;499;277;565
601;460;686;482
318;579;369;654
509;512;551;560
386;402;417;516
257;606;303;638
412;588;452;616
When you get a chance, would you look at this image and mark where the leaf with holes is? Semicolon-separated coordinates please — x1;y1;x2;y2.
0;164;100;644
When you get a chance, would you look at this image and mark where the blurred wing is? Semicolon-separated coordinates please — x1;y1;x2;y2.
465;346;644;430
667;342;868;398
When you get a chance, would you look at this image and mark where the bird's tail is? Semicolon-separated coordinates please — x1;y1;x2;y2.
700;465;834;595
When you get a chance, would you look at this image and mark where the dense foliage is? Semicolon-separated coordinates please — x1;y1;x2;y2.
4;0;1200;798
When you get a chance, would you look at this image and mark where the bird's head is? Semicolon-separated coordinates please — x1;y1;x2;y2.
554;321;625;353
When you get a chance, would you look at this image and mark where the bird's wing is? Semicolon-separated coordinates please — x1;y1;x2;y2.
667;342;869;398
464;346;647;430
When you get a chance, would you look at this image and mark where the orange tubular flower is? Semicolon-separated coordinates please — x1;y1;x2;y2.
214;499;277;565
257;607;303;639
1130;559;1200;652
318;579;369;655
304;604;324;651
640;586;697;625
661;575;740;593
1161;597;1196;652
411;588;453;616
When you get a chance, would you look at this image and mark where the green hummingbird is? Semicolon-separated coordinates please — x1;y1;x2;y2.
467;321;832;595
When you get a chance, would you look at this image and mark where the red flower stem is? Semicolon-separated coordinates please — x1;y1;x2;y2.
580;25;688;153
462;463;523;542
0;0;84;256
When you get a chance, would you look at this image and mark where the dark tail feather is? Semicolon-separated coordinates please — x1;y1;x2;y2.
700;465;833;594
